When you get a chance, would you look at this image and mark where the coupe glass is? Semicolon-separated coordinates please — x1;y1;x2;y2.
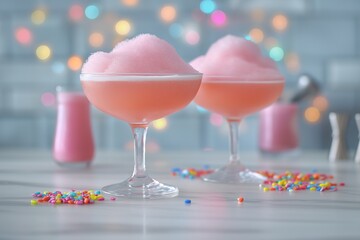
194;75;284;183
80;73;202;198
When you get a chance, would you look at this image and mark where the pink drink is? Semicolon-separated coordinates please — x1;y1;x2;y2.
259;103;298;153
81;75;201;124
194;78;284;120
53;92;94;165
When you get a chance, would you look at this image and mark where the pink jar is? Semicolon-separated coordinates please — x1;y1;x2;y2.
259;103;298;154
53;91;94;167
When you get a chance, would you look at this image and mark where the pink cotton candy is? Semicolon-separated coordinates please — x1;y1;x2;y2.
81;52;112;74
82;34;198;74
190;35;283;80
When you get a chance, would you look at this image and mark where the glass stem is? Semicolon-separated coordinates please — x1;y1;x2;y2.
228;119;241;164
130;124;148;178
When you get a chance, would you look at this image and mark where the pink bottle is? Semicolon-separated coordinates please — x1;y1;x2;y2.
53;89;94;167
259;103;298;154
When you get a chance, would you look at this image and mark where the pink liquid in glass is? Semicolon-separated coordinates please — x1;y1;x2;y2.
53;92;94;166
259;103;298;153
194;78;284;120
81;76;201;124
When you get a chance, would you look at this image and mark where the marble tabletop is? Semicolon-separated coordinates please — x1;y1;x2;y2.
0;150;360;240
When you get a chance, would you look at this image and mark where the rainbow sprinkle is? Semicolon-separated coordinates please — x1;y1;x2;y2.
258;171;345;192
171;166;213;179
31;190;106;205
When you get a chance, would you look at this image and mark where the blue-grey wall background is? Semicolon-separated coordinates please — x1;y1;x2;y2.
0;0;359;153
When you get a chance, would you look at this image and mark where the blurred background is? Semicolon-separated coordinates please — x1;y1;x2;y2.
0;0;359;153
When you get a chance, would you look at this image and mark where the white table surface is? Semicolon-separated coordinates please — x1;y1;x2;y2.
0;150;360;240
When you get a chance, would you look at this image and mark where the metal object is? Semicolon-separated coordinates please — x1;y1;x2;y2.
355;114;360;163
329;113;348;161
290;74;320;103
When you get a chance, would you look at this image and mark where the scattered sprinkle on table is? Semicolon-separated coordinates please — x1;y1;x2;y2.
184;199;192;204
31;190;106;205
237;197;244;203
258;171;345;192
171;166;214;179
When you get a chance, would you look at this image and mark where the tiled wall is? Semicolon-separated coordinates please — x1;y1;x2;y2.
0;0;359;152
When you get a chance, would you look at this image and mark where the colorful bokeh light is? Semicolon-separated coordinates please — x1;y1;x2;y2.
210;113;223;126
185;30;200;45
31;9;46;25
200;0;216;14
67;55;83;71
285;52;300;73
85;5;99;20
249;28;264;43
52;62;66;74
304;107;321;123
41;92;56;107
89;32;104;47
115;20;131;35
160;5;177;23
269;46;284;62
36;45;51;61
69;4;84;22
15;27;33;45
152;118;168;130
211;10;227;27
313;96;329;112
272;14;288;32
121;0;139;7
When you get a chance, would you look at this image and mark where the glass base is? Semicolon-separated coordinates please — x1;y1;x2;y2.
202;161;267;184
101;175;179;199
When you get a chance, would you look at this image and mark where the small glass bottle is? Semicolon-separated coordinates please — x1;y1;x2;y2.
53;87;94;167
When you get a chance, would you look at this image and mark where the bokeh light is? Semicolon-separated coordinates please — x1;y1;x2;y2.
285;52;300;73
269;46;284;62
210;113;223;126
304;107;321;123
85;5;100;20
272;14;288;32
211;10;227;27
244;35;251;41
36;45;51;61
115;20;131;35
67;55;83;71
41;92;56;107
152;118;168;130
200;0;216;14
89;32;104;47
185;30;200;45
52;62;66;74
312;96;329;112
31;9;46;25
68;4;84;22
196;105;208;113
249;28;264;43
160;5;177;23
169;23;183;38
121;0;139;7
15;27;33;45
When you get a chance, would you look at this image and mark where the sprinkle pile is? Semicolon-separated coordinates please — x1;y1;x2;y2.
31;190;109;205
171;166;213;179
258;171;345;192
